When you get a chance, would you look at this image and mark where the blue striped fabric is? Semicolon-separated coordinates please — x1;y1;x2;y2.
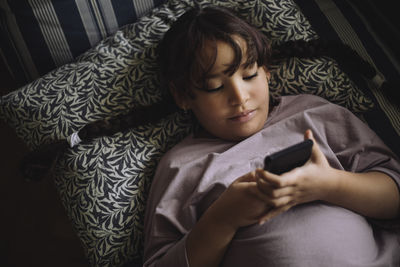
0;0;165;86
295;0;400;157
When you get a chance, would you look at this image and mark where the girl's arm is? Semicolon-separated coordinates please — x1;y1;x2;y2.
185;203;236;267
186;173;270;267
322;169;399;219
256;130;400;223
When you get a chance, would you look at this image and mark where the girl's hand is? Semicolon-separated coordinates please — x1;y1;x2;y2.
186;172;272;267
256;129;336;224
208;171;272;230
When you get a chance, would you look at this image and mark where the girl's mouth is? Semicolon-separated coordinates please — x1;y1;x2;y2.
229;110;256;123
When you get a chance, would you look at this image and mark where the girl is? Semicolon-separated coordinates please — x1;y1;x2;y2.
20;5;400;267
142;6;400;267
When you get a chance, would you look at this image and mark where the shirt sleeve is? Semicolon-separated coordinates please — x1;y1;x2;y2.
329;106;400;188
325;104;400;229
143;234;190;267
143;146;195;267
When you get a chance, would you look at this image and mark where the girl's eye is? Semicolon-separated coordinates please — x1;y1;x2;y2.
205;85;223;92
243;72;258;80
204;71;258;92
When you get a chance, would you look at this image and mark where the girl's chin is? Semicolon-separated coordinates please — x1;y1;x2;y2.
222;125;264;141
228;119;267;140
198;114;267;141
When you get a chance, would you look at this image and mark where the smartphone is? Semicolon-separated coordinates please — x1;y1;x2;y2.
264;139;313;175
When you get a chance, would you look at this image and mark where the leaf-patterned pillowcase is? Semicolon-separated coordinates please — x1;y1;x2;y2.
0;0;374;266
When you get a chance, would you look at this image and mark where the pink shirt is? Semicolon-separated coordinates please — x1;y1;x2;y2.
144;94;400;266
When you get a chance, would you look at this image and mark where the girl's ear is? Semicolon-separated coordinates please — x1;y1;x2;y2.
169;82;190;111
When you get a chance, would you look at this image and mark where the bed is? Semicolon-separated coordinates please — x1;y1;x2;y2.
1;0;399;266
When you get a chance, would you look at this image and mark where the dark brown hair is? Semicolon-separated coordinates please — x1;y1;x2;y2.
158;6;271;96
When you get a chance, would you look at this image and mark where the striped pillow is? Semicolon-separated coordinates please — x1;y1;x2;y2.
0;0;165;86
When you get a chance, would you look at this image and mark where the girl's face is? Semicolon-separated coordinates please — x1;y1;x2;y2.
174;37;270;141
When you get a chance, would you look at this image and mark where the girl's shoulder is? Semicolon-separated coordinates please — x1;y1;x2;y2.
280;94;332;108
280;94;352;116
269;94;348;123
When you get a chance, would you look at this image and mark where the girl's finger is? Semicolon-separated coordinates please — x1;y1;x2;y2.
250;185;274;204
269;195;293;208
252;183;295;208
255;168;283;187
235;171;257;183
304;130;333;176
257;168;302;188
258;203;293;225
257;178;295;198
256;176;274;195
304;129;324;163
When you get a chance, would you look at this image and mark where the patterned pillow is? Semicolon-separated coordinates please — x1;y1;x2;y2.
0;0;374;266
270;57;374;113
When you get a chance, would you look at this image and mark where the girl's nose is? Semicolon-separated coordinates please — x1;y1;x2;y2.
228;80;249;106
